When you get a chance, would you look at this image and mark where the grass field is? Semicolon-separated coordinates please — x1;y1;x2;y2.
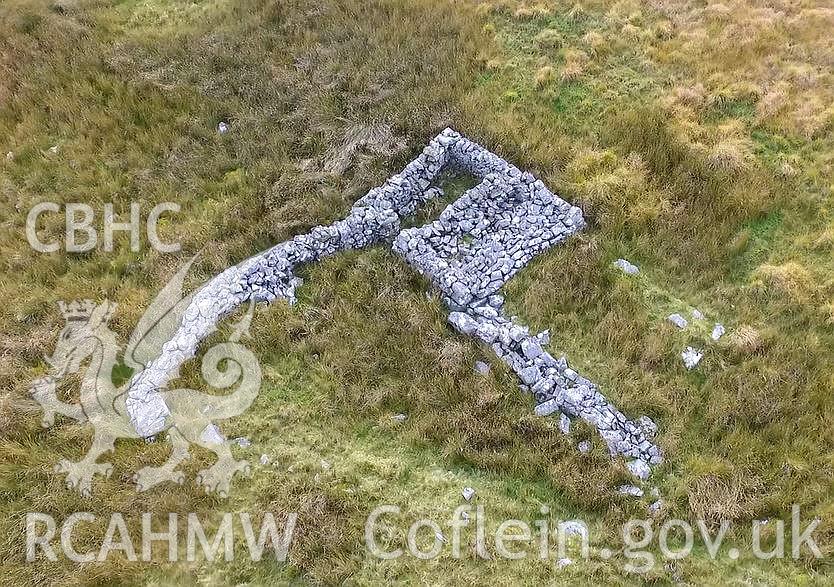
1;0;833;584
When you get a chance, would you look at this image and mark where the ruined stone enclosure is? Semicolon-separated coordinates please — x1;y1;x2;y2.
125;128;662;474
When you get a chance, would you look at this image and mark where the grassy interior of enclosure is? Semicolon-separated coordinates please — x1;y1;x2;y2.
1;0;833;584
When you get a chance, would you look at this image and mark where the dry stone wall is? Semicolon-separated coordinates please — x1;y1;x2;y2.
126;128;661;473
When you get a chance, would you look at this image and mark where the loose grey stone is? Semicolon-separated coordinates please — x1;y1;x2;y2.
200;423;224;445
559;413;571;435
627;459;651;480
535;399;560;417
614;258;639;275
578;440;591;453
691;308;705;320
682;346;703;369
617;484;644;497
218;122;229;134
474;361;490;375
667;313;688;329
560;520;588;539
462;486;476;501
448;312;478;336
711;323;725;341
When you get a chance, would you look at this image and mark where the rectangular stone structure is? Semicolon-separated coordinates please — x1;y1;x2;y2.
394;171;584;307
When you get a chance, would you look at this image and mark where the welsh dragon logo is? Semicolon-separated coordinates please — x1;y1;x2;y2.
29;256;261;497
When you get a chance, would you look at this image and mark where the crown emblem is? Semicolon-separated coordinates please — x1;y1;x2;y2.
58;300;96;321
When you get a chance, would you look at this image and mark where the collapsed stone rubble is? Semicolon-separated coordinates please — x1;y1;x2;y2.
443;303;660;466
126;127;662;473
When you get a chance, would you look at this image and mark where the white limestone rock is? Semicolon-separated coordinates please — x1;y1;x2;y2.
448;312;478;336
614;258;639;275
627;459;651;480
200;423;225;445
560;520;588;540
667;313;688;329
617;484;644;497
682;346;703;369
535;399;560;417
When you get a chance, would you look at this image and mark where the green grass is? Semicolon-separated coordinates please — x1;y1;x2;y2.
2;0;834;584
704;98;758;124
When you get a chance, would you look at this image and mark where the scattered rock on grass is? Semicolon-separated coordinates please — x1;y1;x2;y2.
627;459;651;480
474;360;490;375
259;454;270;465
234;437;251;448
617;484;644;497
578;440;591;453
200;423;224;445
711;323;725;341
681;346;703;369
535;399;560;417
691;308;704;320
392;413;407;422
560;520;588;540
556;557;573;569
667;313;688;329
559;413;571;435
218;121;229;134
462;486;476;501
614;258;639;275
